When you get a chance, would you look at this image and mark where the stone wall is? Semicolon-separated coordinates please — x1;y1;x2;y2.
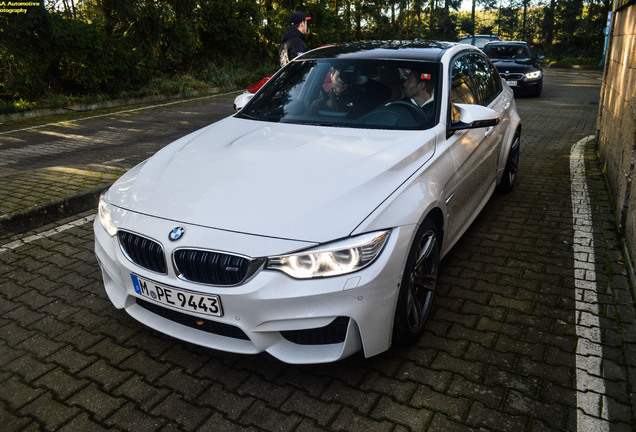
596;1;636;265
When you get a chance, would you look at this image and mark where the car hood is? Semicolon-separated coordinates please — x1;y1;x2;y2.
108;117;436;243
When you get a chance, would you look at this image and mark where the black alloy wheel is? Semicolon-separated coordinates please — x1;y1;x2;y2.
393;218;440;344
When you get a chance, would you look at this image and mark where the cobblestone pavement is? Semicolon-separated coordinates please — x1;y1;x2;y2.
1;70;635;431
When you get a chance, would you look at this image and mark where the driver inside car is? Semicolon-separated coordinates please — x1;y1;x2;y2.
401;69;435;124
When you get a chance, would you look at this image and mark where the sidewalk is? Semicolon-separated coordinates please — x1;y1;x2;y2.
0;164;123;236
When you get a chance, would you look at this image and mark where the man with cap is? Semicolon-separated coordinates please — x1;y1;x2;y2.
279;11;311;67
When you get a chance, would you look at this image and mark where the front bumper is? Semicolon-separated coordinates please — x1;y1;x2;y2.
502;75;542;95
93;210;415;364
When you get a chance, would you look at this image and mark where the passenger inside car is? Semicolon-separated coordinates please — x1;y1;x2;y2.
307;66;391;118
307;67;365;116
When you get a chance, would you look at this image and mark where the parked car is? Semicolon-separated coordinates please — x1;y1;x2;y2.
457;34;501;49
482;41;544;96
233;75;272;111
94;41;521;364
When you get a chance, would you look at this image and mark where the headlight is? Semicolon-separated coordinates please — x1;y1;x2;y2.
525;71;542;79
267;231;390;279
98;194;118;237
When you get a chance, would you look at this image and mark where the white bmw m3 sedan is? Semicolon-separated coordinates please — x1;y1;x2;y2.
94;41;521;364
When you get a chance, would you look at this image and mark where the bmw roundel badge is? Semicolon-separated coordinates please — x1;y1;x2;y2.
169;226;185;241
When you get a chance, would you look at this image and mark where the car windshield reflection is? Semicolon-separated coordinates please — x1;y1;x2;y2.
237;59;440;130
483;45;532;61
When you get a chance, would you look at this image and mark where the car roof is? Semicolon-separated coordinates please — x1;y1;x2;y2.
298;41;461;62
458;34;499;39
484;41;530;46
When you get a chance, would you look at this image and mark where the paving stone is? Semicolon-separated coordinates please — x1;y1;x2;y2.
20;392;81;431
77;359;133;391
105;401;167;432
321;380;380;415
4;353;56;382
331;406;393;432
281;389;340;426
0;375;46;410
410;386;470;421
58;412;115;432
465;400;529;431
112;375;171;411
196;357;251;391
47;345;98;374
198;382;255;420
151;393;212;431
371;395;432;431
237;374;295;408
0;406;36;432
431;352;485;383
67;382;126;421
156;367;210;399
34;367;89;400
238;400;301;431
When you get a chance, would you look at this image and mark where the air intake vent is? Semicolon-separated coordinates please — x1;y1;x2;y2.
118;231;167;274
174;249;255;286
281;317;350;345
136;298;249;340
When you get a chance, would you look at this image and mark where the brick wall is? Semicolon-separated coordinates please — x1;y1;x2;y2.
596;2;636;265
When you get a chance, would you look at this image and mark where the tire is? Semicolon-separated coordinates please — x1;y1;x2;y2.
393;217;440;345
497;131;520;193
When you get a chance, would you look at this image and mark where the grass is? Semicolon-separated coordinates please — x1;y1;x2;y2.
540;54;602;68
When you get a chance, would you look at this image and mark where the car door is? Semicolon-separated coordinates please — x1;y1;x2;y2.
443;53;508;245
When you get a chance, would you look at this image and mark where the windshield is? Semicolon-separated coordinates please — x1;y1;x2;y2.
237;59;440;130
483;44;533;61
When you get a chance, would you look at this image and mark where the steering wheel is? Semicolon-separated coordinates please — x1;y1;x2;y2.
386;100;429;123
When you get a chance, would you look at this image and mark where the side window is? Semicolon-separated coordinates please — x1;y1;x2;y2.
469;53;501;106
450;56;479;122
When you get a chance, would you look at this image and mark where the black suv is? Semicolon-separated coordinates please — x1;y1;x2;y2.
482;41;543;96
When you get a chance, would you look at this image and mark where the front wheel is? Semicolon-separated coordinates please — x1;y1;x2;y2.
393;218;440;345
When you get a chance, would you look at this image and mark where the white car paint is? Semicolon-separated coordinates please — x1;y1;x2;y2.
95;41;521;363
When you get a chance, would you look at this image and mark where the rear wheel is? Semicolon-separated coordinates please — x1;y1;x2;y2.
497;131;520;193
393;218;440;345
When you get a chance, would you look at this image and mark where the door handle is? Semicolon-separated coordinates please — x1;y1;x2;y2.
485;126;495;137
504;102;511;110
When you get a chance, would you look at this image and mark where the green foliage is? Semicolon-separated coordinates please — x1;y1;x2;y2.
0;99;35;115
0;0;610;114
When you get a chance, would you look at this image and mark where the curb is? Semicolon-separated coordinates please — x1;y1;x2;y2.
0;187;106;238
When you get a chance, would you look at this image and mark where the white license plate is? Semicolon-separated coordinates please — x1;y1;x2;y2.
506;80;518;87
130;274;223;317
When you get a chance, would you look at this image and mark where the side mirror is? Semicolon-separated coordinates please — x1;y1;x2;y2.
449;103;499;132
233;91;255;112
